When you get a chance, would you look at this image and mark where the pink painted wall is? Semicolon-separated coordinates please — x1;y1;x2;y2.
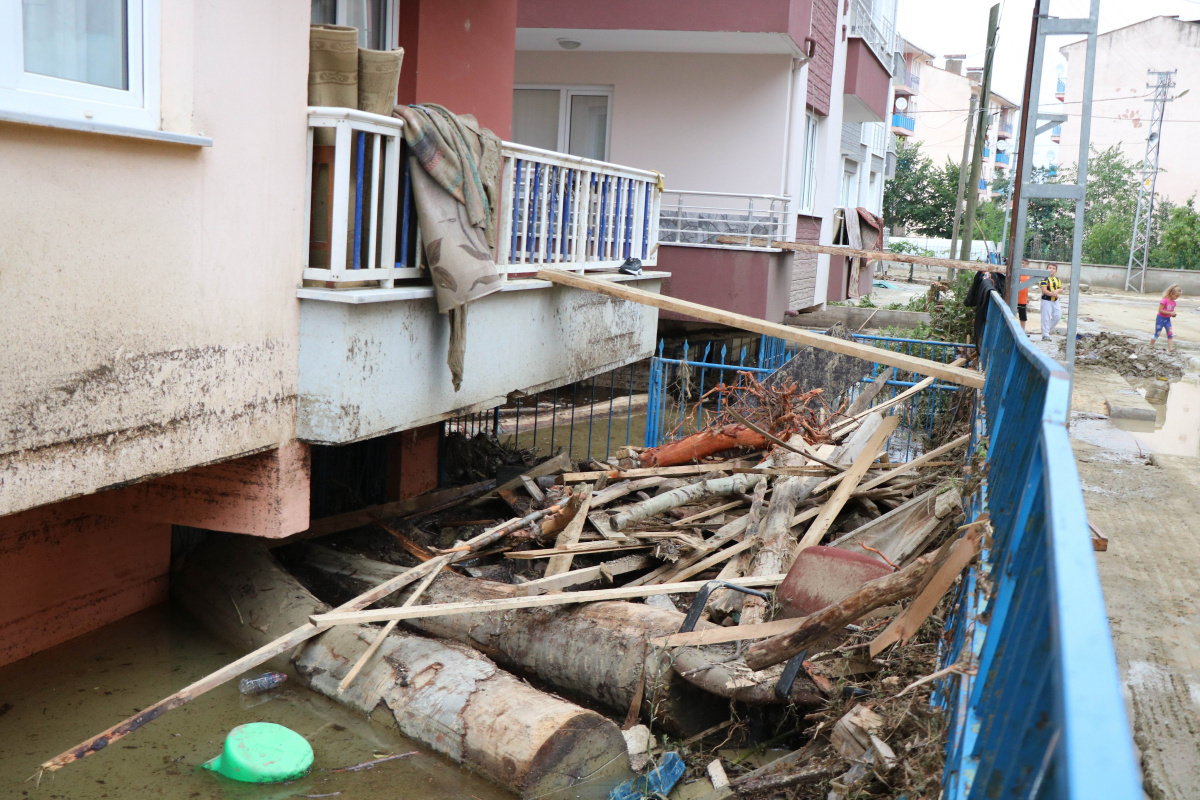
399;0;518;137
658;246;793;323
806;0;838;116
0;503;170;667
843;38;890;122
517;0;813;48
386;423;440;502
81;444;310;538
824;254;874;301
514;51;792;196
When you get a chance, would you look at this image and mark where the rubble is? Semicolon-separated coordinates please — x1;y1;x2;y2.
1070;331;1185;380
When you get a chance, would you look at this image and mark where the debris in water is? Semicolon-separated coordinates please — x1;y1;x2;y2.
329;751;418;772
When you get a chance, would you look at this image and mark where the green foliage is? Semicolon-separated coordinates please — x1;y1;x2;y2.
1082;214;1131;265
1151;199;1200;269
883;139;937;234
888;241;936;257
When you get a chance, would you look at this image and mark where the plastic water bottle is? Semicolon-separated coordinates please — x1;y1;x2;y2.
239;672;287;695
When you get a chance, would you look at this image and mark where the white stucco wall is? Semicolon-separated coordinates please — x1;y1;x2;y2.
514;51;793;198
1059;16;1200;206
0;0;310;517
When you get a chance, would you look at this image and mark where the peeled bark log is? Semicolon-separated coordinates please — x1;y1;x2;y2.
301;546;822;724
639;424;768;467
611;472;764;531
174;536;628;799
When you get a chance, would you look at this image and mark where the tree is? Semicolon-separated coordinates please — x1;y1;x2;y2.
1151;199;1200;269
1083;215;1131;266
883;139;936;234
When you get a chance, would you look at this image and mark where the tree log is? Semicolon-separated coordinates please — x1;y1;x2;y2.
639;424;769;467
610;472;765;531
173;536;628;799
301;546;822;727
743;551;939;671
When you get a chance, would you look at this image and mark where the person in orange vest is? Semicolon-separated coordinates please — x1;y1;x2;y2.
1017;260;1031;333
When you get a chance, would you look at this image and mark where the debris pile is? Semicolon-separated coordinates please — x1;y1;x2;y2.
39;368;981;800
1071;331;1184;380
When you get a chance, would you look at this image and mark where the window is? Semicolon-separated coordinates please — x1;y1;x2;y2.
840;159;859;208
311;0;394;50
0;0;159;129
512;85;612;161
798;112;819;214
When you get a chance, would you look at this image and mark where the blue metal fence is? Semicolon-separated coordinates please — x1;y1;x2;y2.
646;333;973;461
940;292;1140;798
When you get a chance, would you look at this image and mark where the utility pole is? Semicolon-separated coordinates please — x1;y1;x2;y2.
1125;70;1177;293
947;92;977;283
958;4;1000;265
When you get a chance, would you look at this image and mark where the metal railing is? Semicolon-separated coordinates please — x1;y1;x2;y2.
940;292;1140;799
497;143;661;278
1056;77;1067;96
848;0;898;72
995;151;1010;165
892;113;916;132
658;191;789;249
1000;121;1014;137
645;333;973;461
896;68;920;92
305;108;662;288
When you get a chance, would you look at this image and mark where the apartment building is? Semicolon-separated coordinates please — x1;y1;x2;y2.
1058;16;1200;204
513;0;900;315
892;42;1020;202
0;0;666;667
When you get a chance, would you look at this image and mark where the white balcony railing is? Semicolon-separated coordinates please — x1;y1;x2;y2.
497;143;661;278
658;191;790;249
304;108;663;289
848;0;897;73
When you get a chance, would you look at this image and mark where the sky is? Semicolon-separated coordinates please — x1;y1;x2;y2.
896;0;1200;163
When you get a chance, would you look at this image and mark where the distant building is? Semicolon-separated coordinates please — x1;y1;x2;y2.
892;40;1020;202
1058;16;1200;205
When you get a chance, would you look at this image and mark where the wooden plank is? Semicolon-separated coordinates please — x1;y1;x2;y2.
516;555;651;595
271;479;495;546
797;416;901;551
506;541;652;559
544;485;595;577
310;575;790;626
562;461;748;483
538;270;985;390
828;358;967;438
671;500;744;527
650;617;804;648
854;434;971;494
470;452;573;505
591;477;666;507
666;537;757;583
1089;521;1108;552
520;475;545;503
714;236;993;274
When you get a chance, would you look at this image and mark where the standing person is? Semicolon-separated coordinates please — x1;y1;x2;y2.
1039;263;1063;340
1018;260;1031;333
1152;284;1182;353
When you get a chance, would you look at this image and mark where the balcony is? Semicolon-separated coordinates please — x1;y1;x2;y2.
995;151;1010;165
656;191;793;323
298;108;665;444
1052;124;1062;143
848;0;897;74
979;179;989;191
983;146;991;158
891;112;916;134
894;68;920;95
1056;78;1066;100
998;121;1014;139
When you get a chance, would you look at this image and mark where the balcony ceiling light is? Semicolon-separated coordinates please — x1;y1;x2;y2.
557;38;582;50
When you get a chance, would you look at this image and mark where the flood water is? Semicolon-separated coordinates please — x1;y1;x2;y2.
0;604;513;800
1131;380;1200;458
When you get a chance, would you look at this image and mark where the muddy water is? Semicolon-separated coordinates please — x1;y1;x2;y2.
1131;381;1200;458
0;604;513;800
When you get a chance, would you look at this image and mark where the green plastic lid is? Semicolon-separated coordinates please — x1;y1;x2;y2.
203;722;314;783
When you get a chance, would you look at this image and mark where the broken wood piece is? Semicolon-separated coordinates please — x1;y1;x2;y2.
470;452;573;506
537;269;985;389
854;433;971;494
829;358;967;438
517;555;651;595
1089;521;1108;552
724;407;842;471
831;704;884;761
796;415;901;552
845;369;893;417
562;461;749;482
590;476;667;506
665;537;757;583
520;474;545;503
671;500;745;527
743;552;941;670
713;236;995;274
365;511;437;562
545;485;595;577
337;552;452;692
506;541;651;559
651;617;805;647
707;759;730;790
310;575;789;627
829;483;962;567
868;525;982;657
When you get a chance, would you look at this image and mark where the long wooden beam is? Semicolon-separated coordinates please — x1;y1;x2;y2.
310;574;788;626
538;270;985;390
714;236;993;274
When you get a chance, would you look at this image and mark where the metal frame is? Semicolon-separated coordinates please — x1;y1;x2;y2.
658;190;790;250
1125;70;1177;293
1007;0;1100;409
940;292;1140;799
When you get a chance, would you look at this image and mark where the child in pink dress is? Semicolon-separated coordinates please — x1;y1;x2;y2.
1152;284;1182;353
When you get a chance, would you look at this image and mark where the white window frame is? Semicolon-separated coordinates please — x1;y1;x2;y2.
799;112;819;214
513;83;613;160
320;0;398;50
840;158;860;208
0;0;160;130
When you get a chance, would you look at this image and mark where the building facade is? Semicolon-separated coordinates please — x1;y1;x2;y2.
513;0;900;316
1058;16;1200;206
0;0;665;667
892;42;1020;203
